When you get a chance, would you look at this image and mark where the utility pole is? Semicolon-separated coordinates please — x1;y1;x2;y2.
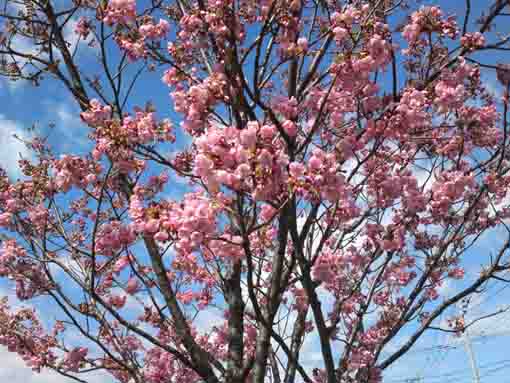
463;329;481;383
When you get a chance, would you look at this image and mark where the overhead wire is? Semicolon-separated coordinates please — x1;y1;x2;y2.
385;358;510;383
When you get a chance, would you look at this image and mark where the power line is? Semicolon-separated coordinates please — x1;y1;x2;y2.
432;362;510;383
383;331;510;357
383;324;510;383
385;358;510;383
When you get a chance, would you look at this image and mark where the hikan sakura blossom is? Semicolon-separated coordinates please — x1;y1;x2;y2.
1;1;510;383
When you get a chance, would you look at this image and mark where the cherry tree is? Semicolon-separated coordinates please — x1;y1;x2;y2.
1;0;510;382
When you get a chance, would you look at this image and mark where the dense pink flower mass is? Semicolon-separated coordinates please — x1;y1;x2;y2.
103;0;137;25
2;1;510;383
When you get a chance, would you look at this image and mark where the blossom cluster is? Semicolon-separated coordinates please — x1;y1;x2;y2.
402;6;458;47
103;0;136;26
193;123;289;200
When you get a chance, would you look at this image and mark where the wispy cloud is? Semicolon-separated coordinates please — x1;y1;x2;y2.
0;347;69;383
0;345;110;383
48;102;90;152
0;114;33;180
2;5;97;92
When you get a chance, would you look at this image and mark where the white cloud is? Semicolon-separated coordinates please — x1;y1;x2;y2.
0;283;110;382
0;347;69;383
193;307;225;334
61;18;98;58
3;77;27;91
437;289;510;342
464;304;510;338
2;6;97;93
0;115;33;180
482;73;503;100
0;346;110;383
51;103;90;152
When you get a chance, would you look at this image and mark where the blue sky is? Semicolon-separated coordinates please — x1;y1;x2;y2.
1;0;510;382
